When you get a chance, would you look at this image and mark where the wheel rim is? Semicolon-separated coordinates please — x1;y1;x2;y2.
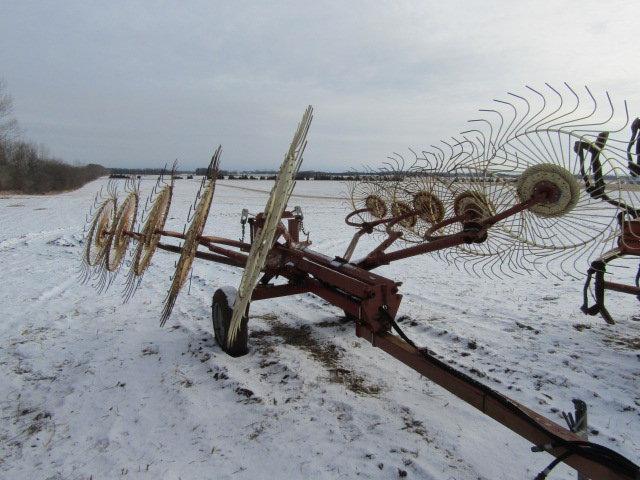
85;198;115;267
106;192;138;272
517;163;579;218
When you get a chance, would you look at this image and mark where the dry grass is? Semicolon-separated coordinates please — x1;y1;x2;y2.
603;332;640;350
250;317;381;396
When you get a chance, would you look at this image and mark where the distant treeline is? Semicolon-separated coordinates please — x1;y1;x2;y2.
109;167;192;176
221;172;361;180
191;168;370;181
0;82;107;193
0;141;106;193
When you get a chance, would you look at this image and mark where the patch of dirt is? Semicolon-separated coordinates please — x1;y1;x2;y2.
253;319;381;396
235;387;262;404
396;315;419;327
250;313;278;321
400;407;432;442
250;330;277;356
0;405;53;465
573;323;592;332
248;422;266;440
25;411;51;436
516;321;540;334
141;344;159;356
603;332;640;350
316;317;351;328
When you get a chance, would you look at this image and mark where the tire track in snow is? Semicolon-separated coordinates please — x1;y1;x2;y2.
35;277;78;303
0;226;77;251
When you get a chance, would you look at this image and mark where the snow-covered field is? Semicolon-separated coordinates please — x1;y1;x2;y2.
1;178;638;480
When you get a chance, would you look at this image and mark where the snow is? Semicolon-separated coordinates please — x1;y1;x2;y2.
0;178;638;479
219;285;238;308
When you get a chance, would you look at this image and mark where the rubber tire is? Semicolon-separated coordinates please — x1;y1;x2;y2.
212;288;249;357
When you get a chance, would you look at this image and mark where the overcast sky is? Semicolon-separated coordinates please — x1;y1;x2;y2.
1;1;638;171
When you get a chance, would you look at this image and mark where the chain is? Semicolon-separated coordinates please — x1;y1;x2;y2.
292;205;309;241
299;219;310;240
240;208;249;242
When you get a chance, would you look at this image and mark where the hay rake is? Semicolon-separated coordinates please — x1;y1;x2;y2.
81;89;640;479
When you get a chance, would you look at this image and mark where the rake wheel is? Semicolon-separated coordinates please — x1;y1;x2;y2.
413;190;445;224
391;200;417;228
347;178;393;233
453;191;494;220
227;106;313;349
84;198;116;267
160;178;216;326
517;163;579;218
365;195;387;218
106;191;138;272
132;185;172;275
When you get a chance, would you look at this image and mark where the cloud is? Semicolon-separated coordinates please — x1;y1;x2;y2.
1;0;638;170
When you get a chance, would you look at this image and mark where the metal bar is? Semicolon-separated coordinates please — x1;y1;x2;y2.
289;255;372;298
424;214;467;241
156;242;245;268
306;279;361;317
159;229;187;240
288;218;300;243
603;280;640;295
345;207;417;230
345;207;374;228
356;323;630;480
361;197;537;269
360;231;471;268
343;229;367;261
284;246;397;287
252;282;309;301
364;231;402;259
123;230;142;240
160;229;251;251
201;241;249;264
345;208;389;229
248;272;362;317
200;235;251;251
479;196;537;228
277;222;293;245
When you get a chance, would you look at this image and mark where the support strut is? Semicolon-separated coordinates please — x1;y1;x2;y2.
356;322;637;480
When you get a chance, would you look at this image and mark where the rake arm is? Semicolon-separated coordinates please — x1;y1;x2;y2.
576;132;640;218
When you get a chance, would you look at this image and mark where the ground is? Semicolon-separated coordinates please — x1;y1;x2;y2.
1;178;638;480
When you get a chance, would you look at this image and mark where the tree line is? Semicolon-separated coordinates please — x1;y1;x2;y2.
0;81;106;193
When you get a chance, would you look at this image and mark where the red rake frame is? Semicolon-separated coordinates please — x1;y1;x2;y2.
88;88;640;479
116;178;636;480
